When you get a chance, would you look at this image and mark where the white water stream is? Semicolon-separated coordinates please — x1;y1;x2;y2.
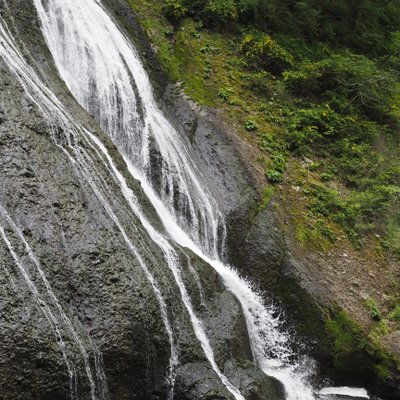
31;0;318;399
0;0;371;399
0;14;175;399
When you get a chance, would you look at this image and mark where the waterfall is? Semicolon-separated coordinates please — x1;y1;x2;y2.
1;6;243;398
0;0;372;399
0;14;177;399
31;0;318;399
33;0;224;259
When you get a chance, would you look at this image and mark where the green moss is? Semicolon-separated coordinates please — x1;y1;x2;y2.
257;186;274;213
295;223;326;247
284;177;338;251
325;310;368;370
367;337;399;383
375;362;391;380
276;276;398;388
295;225;307;243
325;309;399;386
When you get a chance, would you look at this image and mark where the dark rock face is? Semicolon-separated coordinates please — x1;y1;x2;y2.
0;46;173;400
161;86;257;219
6;0;396;398
0;1;285;400
174;361;285;400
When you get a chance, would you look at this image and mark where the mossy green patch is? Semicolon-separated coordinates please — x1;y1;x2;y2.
276;276;398;388
325;310;367;369
389;305;400;321
324;309;400;387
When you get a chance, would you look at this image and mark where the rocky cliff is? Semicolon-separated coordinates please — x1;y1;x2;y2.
0;1;285;399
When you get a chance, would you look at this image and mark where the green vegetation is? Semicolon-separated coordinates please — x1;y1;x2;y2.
364;297;381;321
389;305;400;321
324;309;399;383
325;310;367;370
257;186;275;213
129;0;400;254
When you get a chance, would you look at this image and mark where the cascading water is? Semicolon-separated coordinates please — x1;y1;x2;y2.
0;14;176;399
0;0;372;399
32;0;224;259
0;6;244;398
31;0;320;399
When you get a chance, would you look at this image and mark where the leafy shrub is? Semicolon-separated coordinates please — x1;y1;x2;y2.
200;43;221;54
240;31;293;74
264;109;284;124
321;172;335;182
364;298;381;321
283;52;400;123
244;118;257;131
242;71;274;97
283;105;345;153
164;0;400;58
218;87;232;101
164;0;188;21
205;0;238;23
271;153;286;172
203;59;212;79
266;169;283;183
237;0;400;56
266;153;286;183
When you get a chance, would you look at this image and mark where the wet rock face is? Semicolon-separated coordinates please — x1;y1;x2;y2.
0;57;172;400
161;87;291;316
174;361;285;400
175;362;237;400
0;2;287;400
0;72;284;399
161;85;257;219
0;4;172;398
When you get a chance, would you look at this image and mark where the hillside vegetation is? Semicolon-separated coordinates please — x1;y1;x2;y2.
130;0;400;256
